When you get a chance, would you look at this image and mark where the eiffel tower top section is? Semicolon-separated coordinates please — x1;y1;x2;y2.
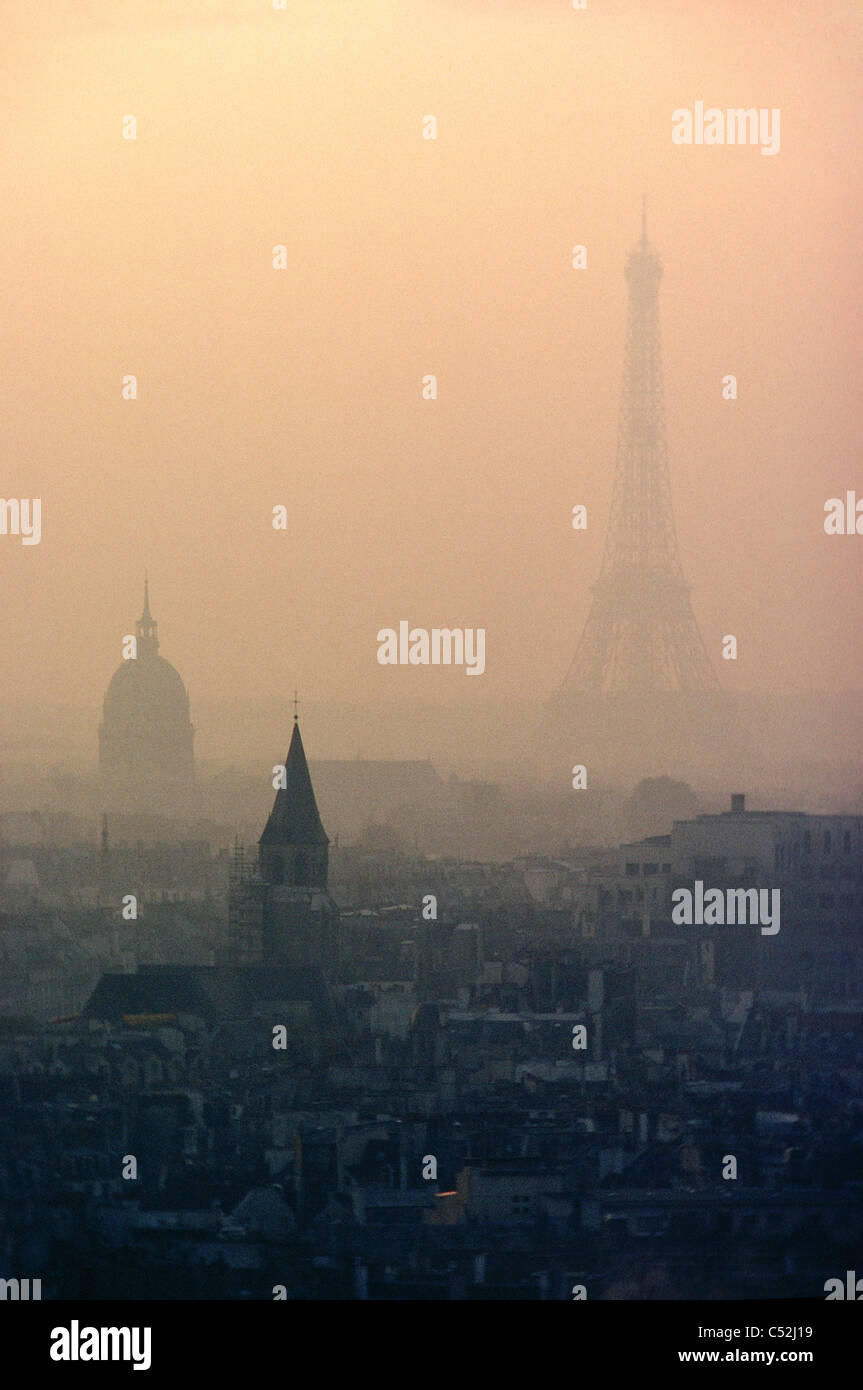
626;193;663;288
599;203;679;587
562;207;719;694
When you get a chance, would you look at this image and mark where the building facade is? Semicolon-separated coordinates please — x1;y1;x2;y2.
602;795;863;999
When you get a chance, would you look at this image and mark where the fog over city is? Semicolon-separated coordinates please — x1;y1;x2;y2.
0;0;860;1331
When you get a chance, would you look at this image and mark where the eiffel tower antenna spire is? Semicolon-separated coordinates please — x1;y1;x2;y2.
561;211;719;695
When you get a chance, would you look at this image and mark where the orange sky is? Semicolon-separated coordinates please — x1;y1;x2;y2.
1;0;861;719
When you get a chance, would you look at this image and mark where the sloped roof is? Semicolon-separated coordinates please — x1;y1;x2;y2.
82;963;333;1024
82;968;206;1020
260;721;328;848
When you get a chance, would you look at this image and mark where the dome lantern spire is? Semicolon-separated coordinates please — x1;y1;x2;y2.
137;577;159;658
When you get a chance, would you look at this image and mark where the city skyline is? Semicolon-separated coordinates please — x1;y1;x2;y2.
0;0;861;1334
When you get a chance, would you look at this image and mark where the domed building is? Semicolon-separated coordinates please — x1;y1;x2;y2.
99;582;195;798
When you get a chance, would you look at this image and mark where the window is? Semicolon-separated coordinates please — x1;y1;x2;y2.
844;831;851;855
803;831;811;853
625;863;639;877
824;831;832;856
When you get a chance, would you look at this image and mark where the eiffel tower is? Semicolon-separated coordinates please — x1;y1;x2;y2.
561;204;719;695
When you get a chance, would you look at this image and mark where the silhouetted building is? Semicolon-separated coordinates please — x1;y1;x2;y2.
597;794;863;999
548;209;733;776
229;718;339;973
99;582;195;798
561;205;717;696
82;961;336;1032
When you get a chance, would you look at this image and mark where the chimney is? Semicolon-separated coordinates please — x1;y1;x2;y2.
731;793;745;815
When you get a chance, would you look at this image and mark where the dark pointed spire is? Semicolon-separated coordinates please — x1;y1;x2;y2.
260;720;328;849
136;577;159;657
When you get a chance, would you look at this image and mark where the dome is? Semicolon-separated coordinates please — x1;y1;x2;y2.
102;654;191;732
99;583;195;789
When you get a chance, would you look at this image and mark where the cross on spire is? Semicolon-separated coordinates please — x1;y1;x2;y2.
293;689;299;723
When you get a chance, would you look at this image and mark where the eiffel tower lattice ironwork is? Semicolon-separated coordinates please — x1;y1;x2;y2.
563;205;719;695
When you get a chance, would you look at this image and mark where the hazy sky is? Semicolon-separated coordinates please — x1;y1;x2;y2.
1;0;861;720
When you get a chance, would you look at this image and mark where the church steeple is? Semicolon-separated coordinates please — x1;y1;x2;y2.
259;720;329;888
136;578;159;658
